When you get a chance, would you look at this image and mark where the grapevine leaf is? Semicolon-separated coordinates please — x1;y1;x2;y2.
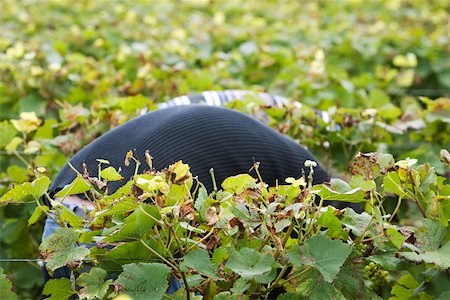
103;204;160;242
368;253;408;271
416;218;446;251
399;241;450;269
341;209;372;236
386;228;406;249
115;263;171;300
97;239;164;273
317;206;346;239
221;174;257;194
230;277;250;294
5;137;23;154
54;203;84;229
213;291;249;299
334;262;382;299
42;278;76;300
100;166;123;181
55;175;91;198
288;235;352;283
294;268;346;300
76;267;112;300
28;204;49;226
390;274;420;300
180;249;222;280
0;121;17;148
168;160;192;183
0;268;18;300
0;176;50;205
39;227;89;271
225;247;276;278
311;184;366;203
96;200;138;218
383;172;408;197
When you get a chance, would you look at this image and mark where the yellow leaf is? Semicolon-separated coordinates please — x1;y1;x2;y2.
11;112;42;133
5;137;23;154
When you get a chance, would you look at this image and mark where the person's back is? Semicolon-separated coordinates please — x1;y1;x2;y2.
49;104;329;197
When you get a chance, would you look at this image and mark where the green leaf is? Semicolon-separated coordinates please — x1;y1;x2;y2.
311;184;366;203
180;249;222;280
103;204;160;242
55;175;91;198
288;235;352;283
390;273;420;300
330;178;351;193
225;247;276;278
97;239;164;273
168;160;192;183
42;278;76;300
386;228;406;249
230;277;250;294
30;176;51;199
0;176;50;205
39;227;89;271
0;121;17;148
383;172;408;198
368;253;408;271
341;209;372;236
416;218;446;251
100;166;123;181
115;263;171;300
96;200;138;218
400;241;450;269
213;291;249;300
317;206;346;239
294;268;346;300
368;89;390;108
76;267;112;300
53;203;84;229
361;180;376;192
334;262;382;300
28;204;49;226
0;268;18;300
221;174;257;194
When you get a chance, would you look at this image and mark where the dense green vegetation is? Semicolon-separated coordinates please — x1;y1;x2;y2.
0;0;449;299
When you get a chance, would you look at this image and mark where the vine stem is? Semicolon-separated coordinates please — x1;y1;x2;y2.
13;150;65;227
180;272;191;300
284;266;312;282
140;239;179;271
389;196;403;222
139;205;164;225
264;264;290;298
281;218;295;247
209;168;217;191
186;226;215;252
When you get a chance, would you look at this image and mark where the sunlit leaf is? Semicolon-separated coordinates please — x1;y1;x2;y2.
115;263;171;300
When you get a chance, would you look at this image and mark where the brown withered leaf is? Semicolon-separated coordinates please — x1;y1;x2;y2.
88;177;107;191
206;234;220;250
131;184;143;197
229;218;245;239
205;207;219;225
180;200;194;219
241;188;262;201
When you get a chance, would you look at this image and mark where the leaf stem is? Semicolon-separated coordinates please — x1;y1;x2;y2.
209;168;217;191
389;196;402;222
140;239;179;271
139;205;164;225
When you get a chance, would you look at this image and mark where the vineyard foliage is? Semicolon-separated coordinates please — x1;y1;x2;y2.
0;0;449;299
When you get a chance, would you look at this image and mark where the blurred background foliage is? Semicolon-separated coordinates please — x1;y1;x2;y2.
0;0;449;298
